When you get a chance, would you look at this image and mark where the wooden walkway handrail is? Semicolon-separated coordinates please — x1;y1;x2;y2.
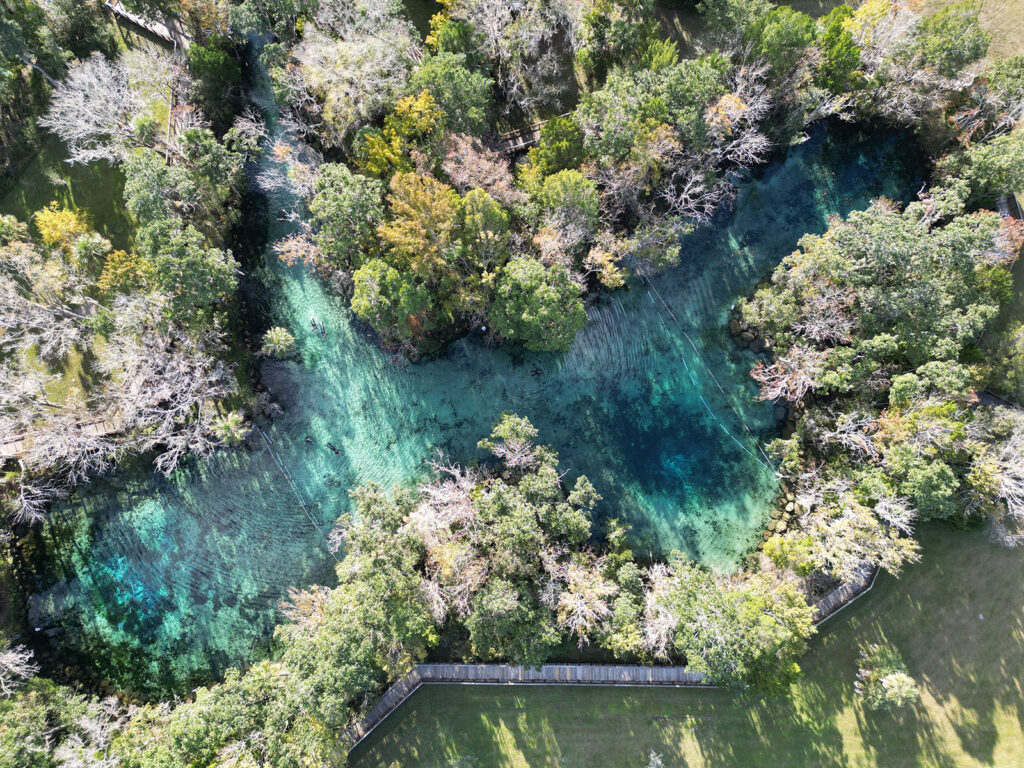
345;565;883;748
104;0;191;49
813;565;879;624
345;662;713;747
495;112;571;155
1;416;123;461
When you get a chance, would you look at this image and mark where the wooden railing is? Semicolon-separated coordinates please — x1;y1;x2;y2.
345;662;713;747
103;0;191;49
812;566;879;624
345;565;883;748
495;113;570;155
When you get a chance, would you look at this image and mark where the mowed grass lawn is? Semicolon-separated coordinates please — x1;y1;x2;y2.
784;0;1024;58
658;0;1024;61
924;0;1024;61
351;524;1024;768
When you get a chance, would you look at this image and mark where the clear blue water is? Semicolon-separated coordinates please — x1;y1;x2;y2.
16;122;925;695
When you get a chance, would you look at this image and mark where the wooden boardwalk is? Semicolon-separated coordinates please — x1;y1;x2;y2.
813;566;878;624
415;662;709;686
345;663;712;746
104;0;191;49
496;122;546;155
345;566;884;748
978;389;1017;409
1;417;122;461
495;113;570;155
346;668;425;745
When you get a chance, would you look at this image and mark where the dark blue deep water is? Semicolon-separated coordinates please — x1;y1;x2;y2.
17;122;925;695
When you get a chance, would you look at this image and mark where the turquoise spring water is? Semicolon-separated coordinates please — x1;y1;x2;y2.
15;122;924;695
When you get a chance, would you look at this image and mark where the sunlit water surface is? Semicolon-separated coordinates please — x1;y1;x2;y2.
17;122;924;695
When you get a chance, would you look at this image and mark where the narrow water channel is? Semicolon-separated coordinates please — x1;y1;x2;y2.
13;120;925;696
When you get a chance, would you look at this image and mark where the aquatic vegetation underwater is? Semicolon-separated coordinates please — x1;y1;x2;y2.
18;122;924;695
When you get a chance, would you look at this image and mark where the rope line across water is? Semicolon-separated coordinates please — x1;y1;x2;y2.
257;427;340;563
639;273;777;473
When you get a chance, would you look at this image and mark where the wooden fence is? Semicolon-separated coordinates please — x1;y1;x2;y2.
346;668;425;746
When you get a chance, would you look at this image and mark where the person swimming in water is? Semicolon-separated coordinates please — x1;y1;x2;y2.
326;442;340;454
531;367;543;376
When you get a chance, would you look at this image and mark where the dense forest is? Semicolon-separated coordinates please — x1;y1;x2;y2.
2;0;1024;764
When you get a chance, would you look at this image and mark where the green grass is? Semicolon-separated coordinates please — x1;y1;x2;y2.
0;133;133;252
350;523;1024;768
0;128;133;417
924;0;1024;61
655;0;1024;62
20;338;108;412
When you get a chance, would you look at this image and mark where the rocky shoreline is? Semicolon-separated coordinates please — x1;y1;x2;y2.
728;307;801;552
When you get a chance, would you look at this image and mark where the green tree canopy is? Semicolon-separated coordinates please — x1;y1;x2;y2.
937;131;1024;204
815;3;861;93
460;187;511;271
745;6;816;79
520;115;586;191
576;56;728;163
465;577;561;665
351;257;439;344
186;36;242;132
146;222;238;328
697;0;769;37
743;193;1009;375
534;169;601;256
408;51;494;135
490;258;586;351
912;0;990;78
309;163;385;270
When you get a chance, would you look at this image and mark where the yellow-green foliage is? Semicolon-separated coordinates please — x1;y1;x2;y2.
34;202;89;253
585;245;627;289
843;0;894;45
355;91;445;177
764;533;815;577
97;250;155;298
377;172;462;279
